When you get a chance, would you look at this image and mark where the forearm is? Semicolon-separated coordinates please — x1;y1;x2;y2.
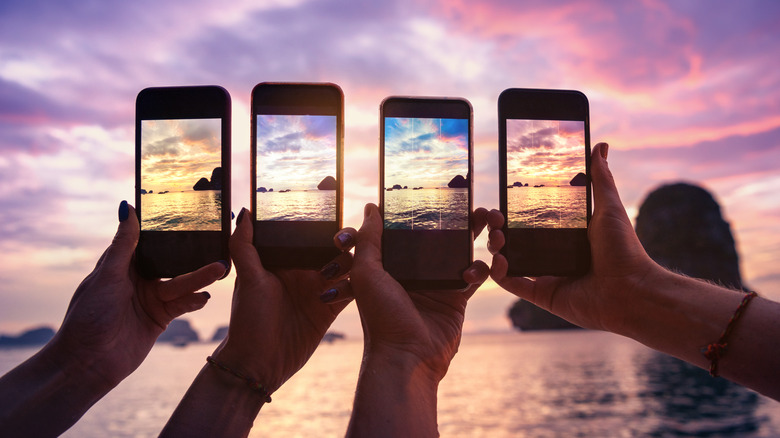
160;360;266;438
347;350;440;437
620;266;780;399
0;342;113;436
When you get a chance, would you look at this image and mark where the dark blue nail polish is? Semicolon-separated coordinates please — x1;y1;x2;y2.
320;288;338;303
231;211;235;220
319;262;340;280
203;291;211;300
236;208;247;225
336;232;354;248
218;260;230;271
118;200;129;222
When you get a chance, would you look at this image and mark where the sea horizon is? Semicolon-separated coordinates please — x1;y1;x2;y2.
3;331;779;437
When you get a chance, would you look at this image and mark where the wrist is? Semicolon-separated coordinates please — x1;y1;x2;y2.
39;333;119;395
618;265;743;367
348;347;440;437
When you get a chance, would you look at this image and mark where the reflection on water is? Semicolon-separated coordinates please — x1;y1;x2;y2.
256;190;336;221
384;188;468;230
639;352;763;437
141;190;221;231
2;332;777;437
508;186;586;228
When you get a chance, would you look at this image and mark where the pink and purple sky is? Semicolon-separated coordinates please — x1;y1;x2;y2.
2;0;779;338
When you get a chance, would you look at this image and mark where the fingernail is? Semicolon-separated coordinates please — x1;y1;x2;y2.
236;208;247;225
203;291;211;300
118;200;129;222
218;260;230;271
336;232;354;248
231;211;235;220
320;288;338;303
600;142;609;160
319;262;340;280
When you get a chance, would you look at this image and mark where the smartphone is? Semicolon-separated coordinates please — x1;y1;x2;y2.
498;88;591;277
380;96;473;290
251;83;343;269
135;85;232;279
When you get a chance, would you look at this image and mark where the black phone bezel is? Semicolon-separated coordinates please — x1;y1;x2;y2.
498;88;591;277
135;85;232;279
380;96;474;291
250;82;344;269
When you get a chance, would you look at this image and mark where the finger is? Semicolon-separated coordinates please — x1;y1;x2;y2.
163;291;211;321
355;203;383;265
486;209;504;231
101;201;140;274
158;261;227;302
591;142;629;222
487;228;505;255
319;278;354;304
489;253;536;300
334;227;357;251
472;207;488;239
319;251;354;282
230;207;265;274
461;260;490;300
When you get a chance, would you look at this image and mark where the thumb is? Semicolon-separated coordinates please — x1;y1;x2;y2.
355;203;383;266
102;200;139;274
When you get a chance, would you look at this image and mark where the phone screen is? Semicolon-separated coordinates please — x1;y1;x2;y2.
255;114;337;222
381;97;473;290
505;119;587;230
140;118;223;231
383;117;469;231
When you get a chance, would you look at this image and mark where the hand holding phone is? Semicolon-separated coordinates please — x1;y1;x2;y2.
498;88;591;277
135;86;232;279
380;96;473;290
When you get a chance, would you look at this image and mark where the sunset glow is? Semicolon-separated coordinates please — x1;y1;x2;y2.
1;0;779;338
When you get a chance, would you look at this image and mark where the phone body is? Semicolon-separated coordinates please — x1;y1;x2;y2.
251;82;344;269
380;96;473;290
135;85;232;279
498;88;591;277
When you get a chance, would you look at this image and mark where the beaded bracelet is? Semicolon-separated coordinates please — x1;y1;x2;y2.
701;291;758;377
206;356;272;403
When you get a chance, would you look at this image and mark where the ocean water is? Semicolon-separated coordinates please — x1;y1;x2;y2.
508;186;587;229
384;188;468;230
141;190;222;231
2;331;779;437
256;190;336;221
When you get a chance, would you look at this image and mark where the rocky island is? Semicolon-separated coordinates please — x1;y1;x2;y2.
317;175;337;190
193;167;223;191
0;326;55;347
569;172;587;186
447;174;469;188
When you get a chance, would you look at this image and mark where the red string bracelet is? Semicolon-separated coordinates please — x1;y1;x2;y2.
701;291;758;377
206;356;272;403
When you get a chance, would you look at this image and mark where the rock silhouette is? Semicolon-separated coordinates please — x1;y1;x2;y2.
448;174;469;188
636;182;744;289
569;172;587;186
157;319;199;345
0;326;55;347
318;175;337;190
193;167;223;191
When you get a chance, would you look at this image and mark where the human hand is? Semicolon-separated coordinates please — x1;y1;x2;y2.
50;201;226;390
348;203;492;381
211;208;353;395
489;142;660;334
